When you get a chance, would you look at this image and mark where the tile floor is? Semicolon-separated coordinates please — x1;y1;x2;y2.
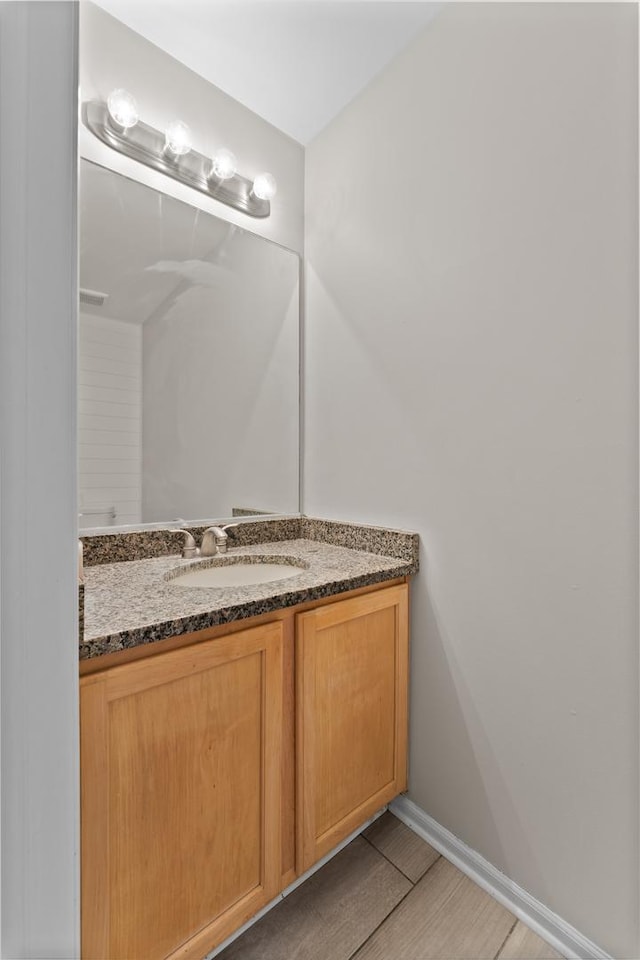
218;812;563;960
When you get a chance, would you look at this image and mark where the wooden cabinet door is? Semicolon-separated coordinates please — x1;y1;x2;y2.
296;584;408;872
81;621;283;960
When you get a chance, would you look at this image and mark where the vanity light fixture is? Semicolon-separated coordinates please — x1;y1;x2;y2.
83;90;276;218
106;88;139;130
210;148;237;181
252;172;278;201
164;120;192;157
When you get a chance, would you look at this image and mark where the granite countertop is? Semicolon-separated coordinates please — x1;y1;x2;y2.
81;537;416;660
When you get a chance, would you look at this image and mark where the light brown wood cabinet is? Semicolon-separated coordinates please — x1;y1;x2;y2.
80;581;408;960
296;584;408;872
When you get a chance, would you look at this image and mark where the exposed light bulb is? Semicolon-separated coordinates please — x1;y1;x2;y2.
210;148;237;181
252;172;277;202
164;120;192;157
106;89;139;130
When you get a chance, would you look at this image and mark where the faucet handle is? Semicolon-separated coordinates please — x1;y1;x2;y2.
220;523;239;538
164;528;199;559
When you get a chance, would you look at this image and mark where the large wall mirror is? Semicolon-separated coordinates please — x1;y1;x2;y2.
79;160;300;529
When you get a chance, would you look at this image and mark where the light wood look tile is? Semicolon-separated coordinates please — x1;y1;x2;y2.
364;812;440;882
218;837;411;960
498;921;563;959
353;857;516;960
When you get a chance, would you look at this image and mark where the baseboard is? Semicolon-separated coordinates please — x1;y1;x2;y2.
206;805;388;959
390;796;611;960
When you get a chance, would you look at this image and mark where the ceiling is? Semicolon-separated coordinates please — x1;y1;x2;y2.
94;1;442;144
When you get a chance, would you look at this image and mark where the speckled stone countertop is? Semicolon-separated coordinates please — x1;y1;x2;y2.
81;537;417;661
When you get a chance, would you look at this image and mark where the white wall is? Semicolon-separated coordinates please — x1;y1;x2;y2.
79;313;143;527
0;2;79;956
304;4;638;957
79;1;305;255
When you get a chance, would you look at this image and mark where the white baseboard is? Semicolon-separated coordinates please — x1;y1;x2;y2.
390;796;611;960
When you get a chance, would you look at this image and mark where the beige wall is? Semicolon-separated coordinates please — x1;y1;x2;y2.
304;4;638;956
79;2;304;254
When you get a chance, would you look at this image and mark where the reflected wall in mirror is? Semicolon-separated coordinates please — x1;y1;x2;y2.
79;160;300;529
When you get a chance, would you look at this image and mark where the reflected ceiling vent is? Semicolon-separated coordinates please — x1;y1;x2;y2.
80;288;109;307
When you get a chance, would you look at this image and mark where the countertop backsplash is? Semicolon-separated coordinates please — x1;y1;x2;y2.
80;516;419;567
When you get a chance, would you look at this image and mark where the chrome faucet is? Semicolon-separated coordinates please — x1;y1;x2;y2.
200;523;239;557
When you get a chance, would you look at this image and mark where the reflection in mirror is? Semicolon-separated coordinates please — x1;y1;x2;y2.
78;160;300;529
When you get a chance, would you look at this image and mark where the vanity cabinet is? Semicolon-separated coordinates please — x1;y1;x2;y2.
80;580;408;960
296;585;409;872
81;621;283;960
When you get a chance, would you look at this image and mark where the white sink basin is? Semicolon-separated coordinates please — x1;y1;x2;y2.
167;556;307;589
